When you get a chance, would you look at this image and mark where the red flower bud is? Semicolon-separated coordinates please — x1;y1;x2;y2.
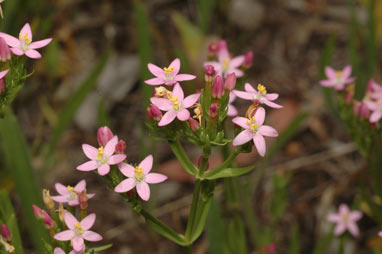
205;65;215;82
97;126;113;147
188;118;199;132
209;103;218;119
208;42;218;55
149;104;162;121
212;75;224;99
1;224;11;242
243;51;253;68
78;191;89;210
116;140;126;154
224;73;236;91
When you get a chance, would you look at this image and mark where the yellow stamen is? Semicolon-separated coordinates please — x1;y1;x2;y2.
336;71;342;78
19;33;31;44
96;147;104;161
223;58;230;71
134;166;144;182
247;116;258;132
257;84;267;95
170;96;180;110
74;222;83;235
67;186;75;191
164;66;174;74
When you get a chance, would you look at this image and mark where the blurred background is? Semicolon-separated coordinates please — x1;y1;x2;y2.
0;0;381;253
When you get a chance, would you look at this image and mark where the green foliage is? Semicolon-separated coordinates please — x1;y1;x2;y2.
204;164;256;179
269;172;289;223
227;214;247;254
196;0;216;34
289;224;300;254
206;199;229;254
319;34;336;110
87;244;113;253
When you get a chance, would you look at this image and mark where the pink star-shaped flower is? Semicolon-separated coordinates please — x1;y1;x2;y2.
54;247;80;254
77;136;126;175
364;99;382;123
327;203;362;237
319;65;355;91
114;155;167;201
51;180;95;206
0;23;52;59
150;83;200;126
54;212;102;252
145;58;196;86
232;107;278;157
233;83;282;108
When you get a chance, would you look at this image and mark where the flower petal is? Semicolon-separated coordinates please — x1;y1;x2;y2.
325;66;336;79
20;23;32;40
263;99;283;108
10;47;24;56
174;74;196;82
232;129;253;146
172;83;184;102
74;180;86;192
145;173;168;184
349;211;362;221
182;93;200;108
109;154;126;165
319;80;335;87
229;68;244;78
114;178;136;193
97;164;110;176
266;93;279;101
258;125;278;137
254;107;266;125
233;90;253;100
327;213;340;222
253;134;266;157
244;83;256;93
341;65;352;79
169;58;180;75
145;77;165;86
54;248;65;254
0;69;9;79
72;236;84;252
147;63;164;78
370;111;382;123
51;196;68;203
177;109;190;121
25;49;41;59
83;231;103;242
229;55;245;68
54;230;74;241
0;32;20;47
76;161;98;171
104;136;118;156
139;154;153;174
364;100;377;110
227;104;238;117
118;162;135;178
136;182;150;201
339;204;349;215
82;144;98;160
29;38;52;49
64;212;78;230
334;223;346;236
158;110;177;126
232;117;249;129
80;213;95;231
150;97;173;111
55;183;69;195
347;222;359;237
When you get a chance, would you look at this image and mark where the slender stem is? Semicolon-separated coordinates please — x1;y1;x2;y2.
204;149;239;178
338;235;345;254
169;139;198;175
185;245;192;254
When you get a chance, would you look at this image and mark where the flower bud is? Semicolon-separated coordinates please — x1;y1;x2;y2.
148;104;162;121
43;214;56;230
224;73;236;91
97;126;113;147
32;205;44;219
212;75;224;99
116;140;126;154
217;40;227;52
42;189;54;211
209;103;218;119
208;42;218;56
353;101;370;119
0;37;11;62
205;65;215;82
57;203;65;223
78;191;89;210
243;51;253;69
1;224;11;242
188;118;199;132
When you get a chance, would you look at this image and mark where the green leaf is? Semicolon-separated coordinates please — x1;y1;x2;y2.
204;164;256;180
206;198;229;254
0;109;49;253
190;194;212;242
169;140;198;176
86;244;113;253
0;190;23;254
227;214;247;254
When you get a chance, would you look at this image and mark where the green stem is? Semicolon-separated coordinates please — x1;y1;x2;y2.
204;149;239;178
169;139;198;176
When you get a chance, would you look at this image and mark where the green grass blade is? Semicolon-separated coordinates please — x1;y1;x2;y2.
196;0;216;34
206;198;229;254
134;0;154;107
0;190;23;254
0;108;49;253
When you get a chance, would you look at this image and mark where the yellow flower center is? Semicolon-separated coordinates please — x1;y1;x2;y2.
134;166;144;182
257;84;267;95
223;58;230;72
170;96;181;111
19;33;31;44
96;147;108;164
164;66;174;74
336;71;342;78
67;186;74;191
247;116;259;132
74;222;83;235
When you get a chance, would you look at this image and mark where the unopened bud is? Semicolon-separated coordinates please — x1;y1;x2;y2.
208;42;218;56
188;118;199;132
0;37;11;62
224;73;237;91
32;205;44;219
217;40;227;52
116;140;126;154
205;65;215;82
43;214;56;230
97;126;113;147
42;189;54;211
1;224;11;242
243;51;253;69
209;103;218;119
78;191;89;210
148;104;162;121
212;75;224;99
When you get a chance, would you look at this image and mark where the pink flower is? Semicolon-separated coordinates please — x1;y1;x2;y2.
364;99;382;123
233;83;282;108
204;42;244;78
114;155;167;201
145;58;196;86
32;205;56;229
54;248;80;254
150;83;200;126
378;230;382;237
51;180;95;206
1;224;11;242
0;23;52;59
227;92;238;117
353;100;370;119
212;75;224;99
97;126;113;147
319;65;355;91
77;136;126;175
0;69;9;93
54;212;102;252
327;203;362;237
232;107;278;157
224;73;236;91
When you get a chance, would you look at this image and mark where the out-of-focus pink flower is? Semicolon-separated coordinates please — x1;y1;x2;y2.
227;92;238;117
261;243;276;254
0;37;11;62
188;118;199;132
224;73;236;91
212;75;224;99
364;99;382;123
319;65;355;91
0;23;52;59
353;101;370;119
208;42;218;56
54;247;80;254
115;140;126;154
51;180;95;206
327;203;362;237
0;69;9;93
1;224;11;242
97;126;113;147
243;51;253;69
150;83;200;126
54;212;102;253
115;155;167;201
378;230;382;237
145;58;196;86
232;107;278;157
77;136;126;175
234;83;282;108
